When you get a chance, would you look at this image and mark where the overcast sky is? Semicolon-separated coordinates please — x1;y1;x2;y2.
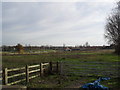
2;0;116;46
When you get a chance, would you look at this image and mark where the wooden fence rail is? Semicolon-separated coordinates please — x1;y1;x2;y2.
0;70;2;81
0;62;59;85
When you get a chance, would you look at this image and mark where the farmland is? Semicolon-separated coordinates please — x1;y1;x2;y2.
2;49;120;88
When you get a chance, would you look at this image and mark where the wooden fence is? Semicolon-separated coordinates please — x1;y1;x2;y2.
0;62;59;85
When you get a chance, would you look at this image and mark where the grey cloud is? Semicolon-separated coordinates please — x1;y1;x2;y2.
2;2;114;46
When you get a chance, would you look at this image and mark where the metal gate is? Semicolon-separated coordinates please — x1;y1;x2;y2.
60;61;120;78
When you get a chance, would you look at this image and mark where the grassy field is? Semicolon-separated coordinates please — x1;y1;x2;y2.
2;49;120;88
2;49;118;68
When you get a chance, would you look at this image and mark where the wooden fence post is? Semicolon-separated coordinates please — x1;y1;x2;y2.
60;61;63;75
4;68;8;85
26;65;29;83
40;63;43;76
56;62;59;74
49;62;52;74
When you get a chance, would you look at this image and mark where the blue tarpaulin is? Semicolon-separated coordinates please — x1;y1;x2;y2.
81;77;110;90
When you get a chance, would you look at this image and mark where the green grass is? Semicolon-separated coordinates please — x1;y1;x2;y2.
3;49;119;68
2;49;120;88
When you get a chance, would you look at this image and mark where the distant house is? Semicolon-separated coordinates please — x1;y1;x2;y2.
65;47;72;51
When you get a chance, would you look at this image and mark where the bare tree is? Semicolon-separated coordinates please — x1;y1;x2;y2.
105;1;120;55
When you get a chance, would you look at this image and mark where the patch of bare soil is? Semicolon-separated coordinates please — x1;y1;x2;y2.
65;81;83;88
65;77;95;88
65;78;87;88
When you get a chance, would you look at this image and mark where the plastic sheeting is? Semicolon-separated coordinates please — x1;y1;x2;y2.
81;77;110;90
